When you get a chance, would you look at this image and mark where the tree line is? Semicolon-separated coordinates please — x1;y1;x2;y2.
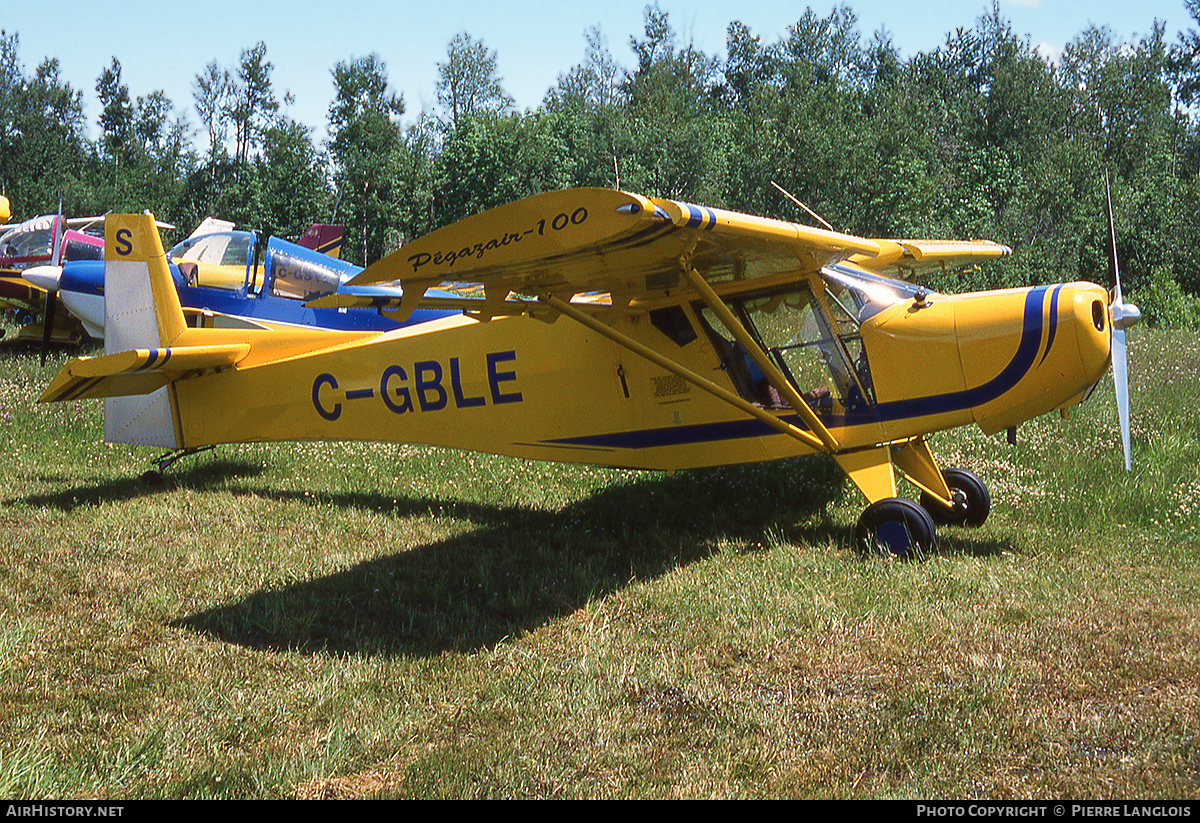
5;2;1200;325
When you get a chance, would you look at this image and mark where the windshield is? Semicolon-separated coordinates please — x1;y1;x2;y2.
63;231;103;262
168;230;254;268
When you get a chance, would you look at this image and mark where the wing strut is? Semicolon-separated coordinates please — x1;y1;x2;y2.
539;294;831;454
678;265;840;452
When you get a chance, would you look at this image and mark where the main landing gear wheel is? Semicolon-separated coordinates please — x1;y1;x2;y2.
854;497;936;560
920;468;990;528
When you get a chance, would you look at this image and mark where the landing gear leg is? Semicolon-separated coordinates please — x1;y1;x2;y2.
837;444;939;559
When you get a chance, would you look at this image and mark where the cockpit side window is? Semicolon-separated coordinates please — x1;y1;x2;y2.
268;248;343;300
696;280;876;413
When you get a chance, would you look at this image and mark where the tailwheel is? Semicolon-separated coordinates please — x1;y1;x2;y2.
854;497;936;560
140;446;216;485
920;468;990;528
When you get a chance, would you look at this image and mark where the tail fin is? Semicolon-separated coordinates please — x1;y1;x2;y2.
40;215;246;448
105;213;186;353
187;216;235;239
43;214;259;450
298;223;344;258
103;214;187;448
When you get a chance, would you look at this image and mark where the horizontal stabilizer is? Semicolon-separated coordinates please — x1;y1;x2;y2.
39;343;250;402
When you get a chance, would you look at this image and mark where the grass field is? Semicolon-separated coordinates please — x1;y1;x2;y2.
0;319;1197;799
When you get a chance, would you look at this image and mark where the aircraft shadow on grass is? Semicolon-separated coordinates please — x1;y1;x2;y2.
12;452;1012;657
18;459;267;510
150;455;1014;658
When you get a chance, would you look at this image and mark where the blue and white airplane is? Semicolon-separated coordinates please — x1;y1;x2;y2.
23;221;457;340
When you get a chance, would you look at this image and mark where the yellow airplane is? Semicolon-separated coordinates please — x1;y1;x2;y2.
38;187;1139;557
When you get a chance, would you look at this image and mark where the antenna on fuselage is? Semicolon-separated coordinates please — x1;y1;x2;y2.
770;180;835;232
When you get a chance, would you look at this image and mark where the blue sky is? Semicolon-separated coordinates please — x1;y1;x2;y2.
3;0;1192;142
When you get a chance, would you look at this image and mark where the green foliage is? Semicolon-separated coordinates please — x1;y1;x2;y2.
1128;265;1200;328
327;53;406;264
0;34;89;216
227;42;281;165
435;33;513;130
255;121;331;242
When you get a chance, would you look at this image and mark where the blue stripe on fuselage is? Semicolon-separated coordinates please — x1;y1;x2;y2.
1038;287;1060;366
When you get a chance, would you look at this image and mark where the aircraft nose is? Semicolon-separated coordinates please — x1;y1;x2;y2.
1072;283;1116;381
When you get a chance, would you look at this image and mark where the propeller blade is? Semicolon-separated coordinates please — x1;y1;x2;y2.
51;192;63;267
39;192;65;366
1105;177;1119;300
1112;326;1131;471
1104;174;1140;471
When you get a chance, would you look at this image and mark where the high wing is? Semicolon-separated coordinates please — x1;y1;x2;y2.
344;189;882;310
341;189;1012;313
850;239;1011;280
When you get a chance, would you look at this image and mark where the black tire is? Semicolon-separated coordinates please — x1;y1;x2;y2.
921;468;990;527
855;497;936;560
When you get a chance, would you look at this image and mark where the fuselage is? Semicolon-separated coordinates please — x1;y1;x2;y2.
164;269;1115;472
